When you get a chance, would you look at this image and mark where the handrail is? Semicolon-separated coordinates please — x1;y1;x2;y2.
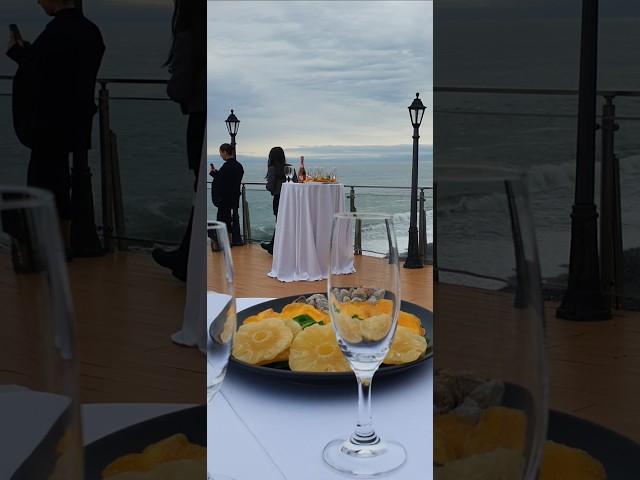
208;181;433;190
435;86;640;97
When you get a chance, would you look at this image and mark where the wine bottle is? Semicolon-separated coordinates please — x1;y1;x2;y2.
299;156;306;182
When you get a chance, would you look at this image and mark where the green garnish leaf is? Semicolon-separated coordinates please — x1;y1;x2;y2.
352;315;364;320
293;314;320;329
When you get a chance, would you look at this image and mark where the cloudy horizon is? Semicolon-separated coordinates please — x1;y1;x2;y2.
208;0;433;156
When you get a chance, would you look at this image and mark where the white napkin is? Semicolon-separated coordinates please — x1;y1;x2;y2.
0;390;71;477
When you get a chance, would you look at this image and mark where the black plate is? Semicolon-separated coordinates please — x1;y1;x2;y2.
84;406;205;480
503;383;640;478
547;410;640;479
221;294;433;382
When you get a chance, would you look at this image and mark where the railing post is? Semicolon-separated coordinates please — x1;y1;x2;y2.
241;184;251;244
110;130;127;250
433;183;438;282
600;95;623;308
419;188;427;264
349;186;362;255
98;81;114;252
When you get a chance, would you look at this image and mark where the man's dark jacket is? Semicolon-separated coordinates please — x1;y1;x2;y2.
8;8;105;151
211;159;244;209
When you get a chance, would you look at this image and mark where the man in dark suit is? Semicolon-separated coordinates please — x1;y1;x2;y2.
210;143;244;242
6;0;104;254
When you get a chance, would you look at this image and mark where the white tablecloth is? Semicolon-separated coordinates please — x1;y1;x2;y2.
172;139;207;352
268;183;355;282
207;295;433;480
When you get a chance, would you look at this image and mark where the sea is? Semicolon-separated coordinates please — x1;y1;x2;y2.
3;8;640;296
206;147;434;257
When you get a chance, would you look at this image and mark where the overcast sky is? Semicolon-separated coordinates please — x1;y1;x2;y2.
208;1;433;156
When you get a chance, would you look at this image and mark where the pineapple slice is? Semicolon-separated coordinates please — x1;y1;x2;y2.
384;326;428;365
289;324;351;372
360;314;392;342
463;406;526;457
334;312;363;343
434;413;476;465
244;308;279;324
232;317;293;365
281;303;329;324
398;311;426;336
435;448;524;480
539;441;606;480
283;318;303;338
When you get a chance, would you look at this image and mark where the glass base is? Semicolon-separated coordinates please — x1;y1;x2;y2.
323;438;407;478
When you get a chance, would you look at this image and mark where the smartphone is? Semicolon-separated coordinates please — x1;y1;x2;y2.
9;24;22;43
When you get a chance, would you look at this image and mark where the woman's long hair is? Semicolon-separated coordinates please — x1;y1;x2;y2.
164;0;206;67
267;147;286;179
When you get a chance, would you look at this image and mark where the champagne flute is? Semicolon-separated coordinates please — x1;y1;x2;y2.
323;212;406;477
284;166;292;183
207;221;237;480
434;166;547;479
1;187;83;479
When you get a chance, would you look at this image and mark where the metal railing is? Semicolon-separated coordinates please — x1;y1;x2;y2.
1;74;172;250
436;85;640;306
208;181;433;263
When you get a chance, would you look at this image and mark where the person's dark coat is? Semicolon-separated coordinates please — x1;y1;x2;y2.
7;8;105;151
211;159;244;209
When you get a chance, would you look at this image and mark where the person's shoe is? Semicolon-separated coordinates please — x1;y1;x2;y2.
260;242;273;255
152;247;183;270
171;265;187;282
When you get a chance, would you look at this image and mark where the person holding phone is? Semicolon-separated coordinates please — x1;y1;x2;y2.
5;0;105;259
210;143;244;240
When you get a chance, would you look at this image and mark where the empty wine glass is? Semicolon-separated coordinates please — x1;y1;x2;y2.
284;166;292;183
1;187;83;479
434;166;547;479
207;221;237;480
324;212;406;477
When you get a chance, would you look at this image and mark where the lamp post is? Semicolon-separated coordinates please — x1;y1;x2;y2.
225;109;240;158
556;0;610;320
404;93;426;269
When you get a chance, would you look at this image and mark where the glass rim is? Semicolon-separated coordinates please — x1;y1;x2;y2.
207;220;228;232
334;212;394;221
0;185;55;211
435;164;527;182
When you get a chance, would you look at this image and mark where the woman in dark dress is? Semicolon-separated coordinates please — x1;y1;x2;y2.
261;147;287;254
151;0;206;281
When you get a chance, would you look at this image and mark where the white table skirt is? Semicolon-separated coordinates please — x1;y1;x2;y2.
268;183;355;282
207;295;433;480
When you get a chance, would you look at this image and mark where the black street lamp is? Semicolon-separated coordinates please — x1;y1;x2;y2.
404;93;426;269
225;109;240;157
556;0;610;320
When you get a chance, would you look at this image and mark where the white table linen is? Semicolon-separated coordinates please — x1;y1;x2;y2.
268;183;355;282
172;141;207;352
207;294;433;480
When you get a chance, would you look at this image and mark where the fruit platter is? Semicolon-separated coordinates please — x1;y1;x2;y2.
224;291;432;382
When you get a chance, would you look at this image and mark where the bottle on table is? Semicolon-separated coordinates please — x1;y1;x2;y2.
298;156;306;182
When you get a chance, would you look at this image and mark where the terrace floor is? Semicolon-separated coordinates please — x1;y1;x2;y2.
3;244;638;442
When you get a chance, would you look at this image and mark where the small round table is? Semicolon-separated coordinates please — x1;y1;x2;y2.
268;182;355;282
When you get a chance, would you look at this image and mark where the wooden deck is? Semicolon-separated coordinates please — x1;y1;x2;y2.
437;283;640;443
1;250;204;404
210;243;433;309
4;242;639;443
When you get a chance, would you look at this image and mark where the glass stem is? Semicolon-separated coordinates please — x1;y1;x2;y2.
351;374;380;446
